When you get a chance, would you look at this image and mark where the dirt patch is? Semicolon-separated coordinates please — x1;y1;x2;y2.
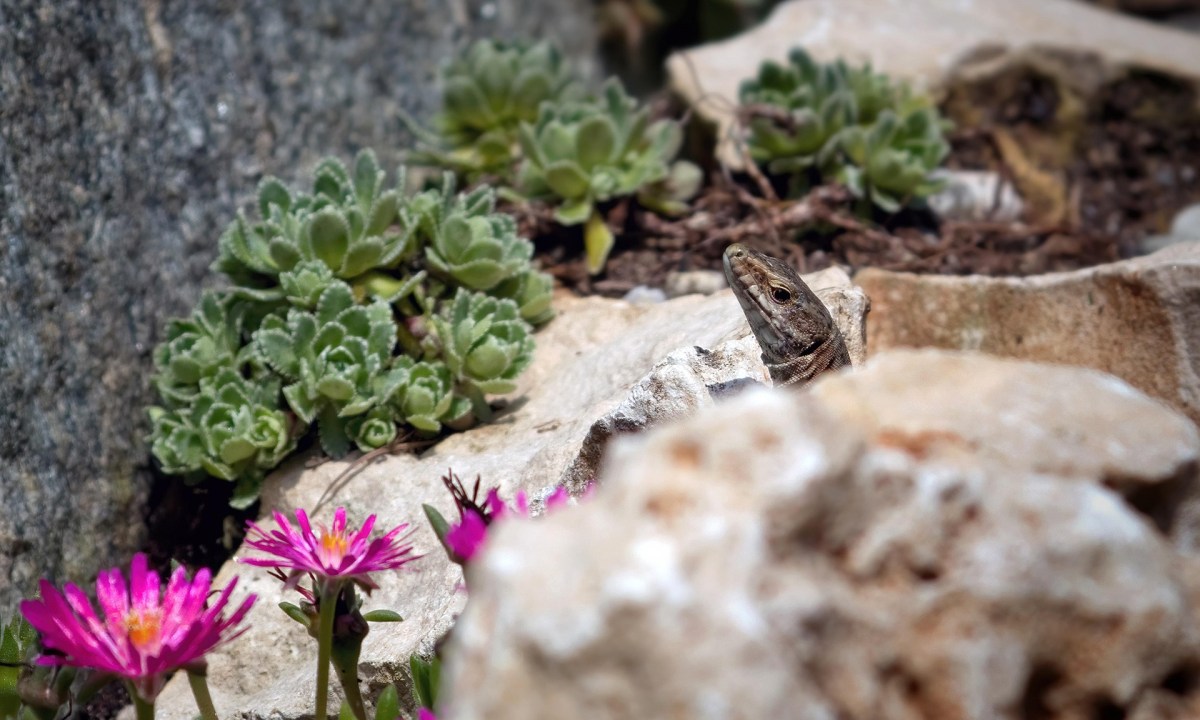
525;59;1198;295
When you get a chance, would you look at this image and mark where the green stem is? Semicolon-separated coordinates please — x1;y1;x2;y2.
315;584;339;720
130;686;155;720
187;669;219;720
334;661;367;720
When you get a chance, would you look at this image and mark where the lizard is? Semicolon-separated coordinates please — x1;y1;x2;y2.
722;242;852;387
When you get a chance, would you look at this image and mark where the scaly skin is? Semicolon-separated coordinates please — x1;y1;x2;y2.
722;243;851;387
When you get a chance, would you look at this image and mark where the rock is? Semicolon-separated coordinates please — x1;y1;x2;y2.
855;242;1200;430
0;0;597;608
1173;203;1200;238
666;0;1200;167
622;285;669;303
663;269;727;297
810;350;1200;549
149;281;867;720
925;169;1024;223
440;350;1200;720
561;266;868;491
1136;203;1200;255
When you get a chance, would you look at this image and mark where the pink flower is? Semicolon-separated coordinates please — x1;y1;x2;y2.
444;508;488;562
239;507;419;593
417;709;437;720
19;553;254;702
442;473;575;563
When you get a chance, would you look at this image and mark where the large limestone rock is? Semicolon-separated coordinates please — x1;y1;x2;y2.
150;279;870;720
667;0;1200;167
442;350;1200;720
855;242;1200;430
0;0;596;608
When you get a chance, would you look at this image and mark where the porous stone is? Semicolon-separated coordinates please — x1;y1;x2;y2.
0;0;596;608
149;280;869;720
666;0;1200;167
855;242;1200;430
441;350;1200;720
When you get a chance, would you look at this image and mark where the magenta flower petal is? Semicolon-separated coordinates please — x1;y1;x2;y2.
19;553;255;702
545;487;570;510
445;509;488;562
239;507;420;592
417;710;438;720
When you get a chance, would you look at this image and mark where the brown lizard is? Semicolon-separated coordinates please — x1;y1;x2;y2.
722;243;851;387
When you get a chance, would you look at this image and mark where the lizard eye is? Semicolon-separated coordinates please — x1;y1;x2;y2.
770;286;792;304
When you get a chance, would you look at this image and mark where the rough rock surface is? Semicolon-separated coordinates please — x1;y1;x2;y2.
666;0;1200;167
150;283;868;720
442;350;1200;720
562;266;868;491
0;0;596;608
856;242;1200;430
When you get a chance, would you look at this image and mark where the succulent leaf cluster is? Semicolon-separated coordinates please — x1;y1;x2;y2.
515;79;701;272
413;40;581;180
403;175;536;293
216;150;413;286
149;150;552;506
149;368;298;505
413;41;700;275
739;47;950;211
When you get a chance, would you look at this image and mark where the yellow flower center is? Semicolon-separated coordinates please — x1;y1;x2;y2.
319;529;349;565
125;608;163;653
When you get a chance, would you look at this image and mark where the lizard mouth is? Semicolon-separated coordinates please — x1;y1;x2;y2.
722;249;783;350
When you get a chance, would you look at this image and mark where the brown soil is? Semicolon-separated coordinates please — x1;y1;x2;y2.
529;66;1200;295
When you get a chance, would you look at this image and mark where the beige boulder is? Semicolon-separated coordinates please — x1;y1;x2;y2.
856;242;1200;429
441;350;1200;720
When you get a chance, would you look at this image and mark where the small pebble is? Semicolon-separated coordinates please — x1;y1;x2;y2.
623;286;668;304
664;270;728;298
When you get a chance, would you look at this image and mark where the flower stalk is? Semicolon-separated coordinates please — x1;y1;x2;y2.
314;584;338;720
186;665;220;720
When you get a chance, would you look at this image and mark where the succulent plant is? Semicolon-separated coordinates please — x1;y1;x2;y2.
835;107;950;212
345;405;400;451
152;291;248;407
148;369;298;507
738;47;856;176
278;260;339;309
516;78;700;273
151;147;557;503
492;268;555;325
431;289;534;418
403;175;534;292
412;40;582;180
738;46;951;212
253;281;402;457
216;149;414;285
390;357;472;433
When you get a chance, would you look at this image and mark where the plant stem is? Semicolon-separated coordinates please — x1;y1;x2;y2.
314;584;339;720
130;686;155;720
187;669;220;720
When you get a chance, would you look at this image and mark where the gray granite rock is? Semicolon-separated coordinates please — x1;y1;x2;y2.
0;0;596;609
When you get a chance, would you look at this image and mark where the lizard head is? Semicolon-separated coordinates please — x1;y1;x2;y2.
722;243;837;366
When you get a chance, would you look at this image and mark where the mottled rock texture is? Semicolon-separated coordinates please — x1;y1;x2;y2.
443;351;1200;720
0;0;596;608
